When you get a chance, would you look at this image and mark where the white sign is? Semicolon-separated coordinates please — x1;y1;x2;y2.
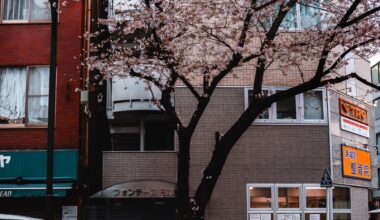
0;155;11;168
310;214;320;220
284;214;292;220
261;214;271;220
62;206;77;220
340;116;369;138
277;214;285;220
293;214;300;220
250;214;260;220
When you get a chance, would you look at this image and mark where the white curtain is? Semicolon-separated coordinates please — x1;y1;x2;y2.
0;68;26;121
31;0;51;20
28;67;49;124
3;0;29;20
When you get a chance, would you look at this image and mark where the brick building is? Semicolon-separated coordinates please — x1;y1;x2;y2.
82;1;378;220
0;1;82;218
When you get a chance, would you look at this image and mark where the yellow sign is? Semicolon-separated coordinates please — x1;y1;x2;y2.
342;145;371;180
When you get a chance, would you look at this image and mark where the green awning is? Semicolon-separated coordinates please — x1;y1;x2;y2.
0;150;78;198
0;183;73;197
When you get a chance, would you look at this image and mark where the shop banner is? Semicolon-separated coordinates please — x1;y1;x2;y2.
340;116;369;138
342;145;371;180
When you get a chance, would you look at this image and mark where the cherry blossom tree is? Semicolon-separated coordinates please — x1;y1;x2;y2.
88;0;380;219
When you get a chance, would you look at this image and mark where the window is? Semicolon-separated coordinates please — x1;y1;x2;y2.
245;87;326;124
278;187;300;208
303;90;324;120
248;184;325;220
372;63;380;85
1;0;51;23
249;186;273;209
276;90;297;120
110;113;175;151
305;187;326;208
259;0;321;31
0;66;49;125
333;187;351;220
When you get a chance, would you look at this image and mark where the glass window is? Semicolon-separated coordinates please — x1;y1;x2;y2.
27;67;49;124
372;65;379;85
0;67;49;125
0;67;26;123
300;0;320;28
249;187;272;208
278;187;300;208
276;93;296;120
30;0;51;20
306;213;326;220
112;133;141;151
304;91;323;120
248;90;270;120
281;4;297;29
333;213;351;220
3;0;30;20
2;0;50;22
305;187;326;208
333;187;350;209
144;120;174;151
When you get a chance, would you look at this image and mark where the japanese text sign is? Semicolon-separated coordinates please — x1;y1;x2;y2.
342;145;371;180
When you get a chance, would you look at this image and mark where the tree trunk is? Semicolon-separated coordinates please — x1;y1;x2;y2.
177;129;192;220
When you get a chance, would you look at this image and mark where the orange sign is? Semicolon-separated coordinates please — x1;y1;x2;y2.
342;145;371;180
339;98;368;125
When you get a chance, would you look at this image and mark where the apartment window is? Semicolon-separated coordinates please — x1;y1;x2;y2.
110;113;175;151
333;187;351;220
248;89;270;120
260;0;320;31
303;90;324;120
275;90;297;120
0;66;49;125
1;0;51;23
245;87;326;124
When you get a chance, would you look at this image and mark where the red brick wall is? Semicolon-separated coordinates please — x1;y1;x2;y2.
0;2;82;149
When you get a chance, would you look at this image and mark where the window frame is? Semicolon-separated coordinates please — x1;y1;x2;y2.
0;0;52;24
275;184;302;211
332;186;352;219
247;184;275;212
110;115;176;152
300;89;327;123
274;87;300;123
0;65;50;128
245;87;327;124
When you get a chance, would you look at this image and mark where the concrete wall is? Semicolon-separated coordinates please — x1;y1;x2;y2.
329;90;378;188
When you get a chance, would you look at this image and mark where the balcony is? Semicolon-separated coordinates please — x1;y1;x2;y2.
102;151;177;188
107;76;162;119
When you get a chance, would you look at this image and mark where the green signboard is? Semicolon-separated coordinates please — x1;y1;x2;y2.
0;150;78;197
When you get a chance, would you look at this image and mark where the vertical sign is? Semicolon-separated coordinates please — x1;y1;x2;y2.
342;145;371;180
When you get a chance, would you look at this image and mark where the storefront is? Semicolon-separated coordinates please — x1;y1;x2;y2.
87;180;177;220
0;149;78;219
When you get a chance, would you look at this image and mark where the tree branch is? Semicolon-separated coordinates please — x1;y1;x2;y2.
253;0;298;95
323;36;380;76
344;6;380;27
